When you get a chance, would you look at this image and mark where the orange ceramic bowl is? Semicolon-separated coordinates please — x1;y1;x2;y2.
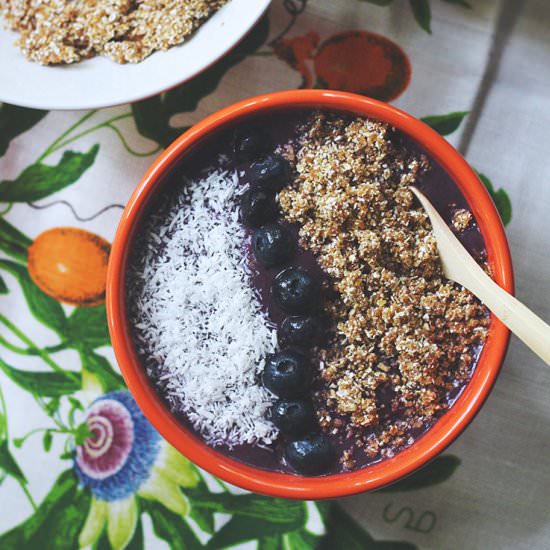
107;90;513;499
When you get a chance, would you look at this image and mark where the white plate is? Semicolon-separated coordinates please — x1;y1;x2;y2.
0;0;271;110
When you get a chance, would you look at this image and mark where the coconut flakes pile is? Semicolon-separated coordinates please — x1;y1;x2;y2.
127;167;278;448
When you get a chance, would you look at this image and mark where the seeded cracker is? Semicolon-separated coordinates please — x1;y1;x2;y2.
279;113;489;465
0;0;228;65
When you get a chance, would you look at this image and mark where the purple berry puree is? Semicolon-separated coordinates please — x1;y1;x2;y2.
130;110;489;475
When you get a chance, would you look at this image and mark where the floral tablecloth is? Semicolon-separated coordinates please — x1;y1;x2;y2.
1;1;550;548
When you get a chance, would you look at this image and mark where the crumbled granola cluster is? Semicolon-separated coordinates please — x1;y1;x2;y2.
279;113;489;466
452;208;473;232
0;0;227;65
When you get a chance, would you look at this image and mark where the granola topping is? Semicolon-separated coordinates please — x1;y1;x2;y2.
452;208;473;232
279;113;489;463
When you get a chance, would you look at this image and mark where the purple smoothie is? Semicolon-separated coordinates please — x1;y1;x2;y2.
129;109;489;475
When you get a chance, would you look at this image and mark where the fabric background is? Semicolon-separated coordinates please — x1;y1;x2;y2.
1;1;549;548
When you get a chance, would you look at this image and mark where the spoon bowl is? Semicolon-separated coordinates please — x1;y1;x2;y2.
412;187;550;366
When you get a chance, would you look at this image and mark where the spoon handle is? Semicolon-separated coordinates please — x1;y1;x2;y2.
411;187;550;366
460;265;550;365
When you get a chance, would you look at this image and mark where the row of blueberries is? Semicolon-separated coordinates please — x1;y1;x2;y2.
234;127;335;475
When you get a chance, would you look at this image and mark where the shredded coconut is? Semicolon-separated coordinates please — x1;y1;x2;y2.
127;167;278;448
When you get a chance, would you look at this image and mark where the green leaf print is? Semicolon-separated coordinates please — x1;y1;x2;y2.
0;356;80;398
192;491;307;548
379;455;461;492
0;385;25;487
42;431;53;452
92;530;109;550
258;534;283;550
80;351;125;392
188;478;216;534
359;0;470;32
0;441;27;485
0;144;99;202
126;516;145;550
207;516;297;549
409;0;432;33
189;492;306;527
476;172;512;226
44;397;61;416
285;529;320;550
143;500;203;550
421;111;469;136
92;514;145;550
0;470;90;550
66;305;111;350
0;275;7;295
0;104;48;157
0;259;67;335
318;502;417;550
187;493;306;549
0;218;32;264
132;15;270;147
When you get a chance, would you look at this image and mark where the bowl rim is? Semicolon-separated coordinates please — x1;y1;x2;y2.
106;90;513;499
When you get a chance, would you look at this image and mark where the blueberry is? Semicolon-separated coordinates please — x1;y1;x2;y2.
285;433;334;475
271;399;316;437
262;350;311;398
240;188;278;228
249;154;290;191
253;224;293;267
272;267;319;314
279;315;323;348
233;127;271;162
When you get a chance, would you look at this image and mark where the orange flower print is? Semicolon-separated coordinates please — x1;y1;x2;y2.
273;30;411;102
314;31;411;101
272;32;321;88
27;227;110;307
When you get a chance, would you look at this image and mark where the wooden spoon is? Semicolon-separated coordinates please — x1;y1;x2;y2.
411;187;550;366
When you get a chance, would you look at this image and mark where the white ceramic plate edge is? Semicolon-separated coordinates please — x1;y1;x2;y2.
0;0;271;110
